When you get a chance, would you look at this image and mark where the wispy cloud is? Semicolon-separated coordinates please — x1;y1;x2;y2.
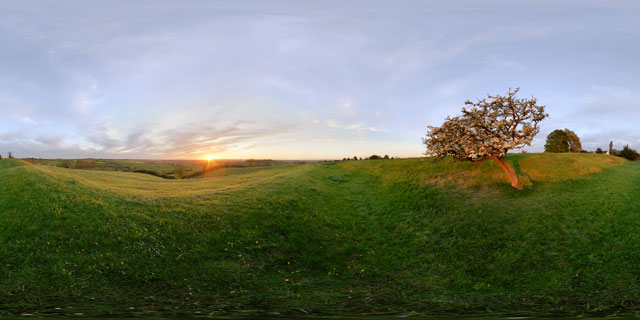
14;116;38;125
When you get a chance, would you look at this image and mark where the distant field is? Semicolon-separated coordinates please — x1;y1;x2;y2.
23;158;284;179
1;153;639;316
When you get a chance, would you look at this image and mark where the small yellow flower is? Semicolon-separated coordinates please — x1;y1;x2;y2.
121;261;124;264
360;269;364;273
284;279;289;282
238;254;242;257
287;261;291;265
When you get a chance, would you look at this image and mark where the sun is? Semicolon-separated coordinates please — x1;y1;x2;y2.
205;155;214;161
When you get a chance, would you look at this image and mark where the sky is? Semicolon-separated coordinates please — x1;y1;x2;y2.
1;0;639;160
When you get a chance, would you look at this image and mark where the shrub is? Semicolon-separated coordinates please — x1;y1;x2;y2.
182;170;205;179
75;160;97;169
368;155;382;160
174;166;186;178
595;148;603;154
134;169;174;179
616;145;640;161
57;160;73;168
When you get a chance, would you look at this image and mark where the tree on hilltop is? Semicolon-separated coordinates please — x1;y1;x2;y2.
609;141;614;155
423;88;548;189
544;130;569;153
564;129;582;152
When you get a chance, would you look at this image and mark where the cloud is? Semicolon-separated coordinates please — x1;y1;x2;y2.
87;127;122;150
325;119;340;128
34;134;66;146
0;131;28;143
341;102;356;116
73;83;101;114
14;116;38;125
503;61;527;71
321;118;389;134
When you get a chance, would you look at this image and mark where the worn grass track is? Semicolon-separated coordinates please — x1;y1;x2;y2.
1;154;639;316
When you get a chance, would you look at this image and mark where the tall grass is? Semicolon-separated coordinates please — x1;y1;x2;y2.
0;154;639;316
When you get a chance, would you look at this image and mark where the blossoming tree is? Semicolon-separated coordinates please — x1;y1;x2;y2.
423;88;548;189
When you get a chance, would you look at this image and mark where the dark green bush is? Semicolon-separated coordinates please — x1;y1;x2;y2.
616;145;640;161
133;169;175;179
544;129;569;153
181;170;205;179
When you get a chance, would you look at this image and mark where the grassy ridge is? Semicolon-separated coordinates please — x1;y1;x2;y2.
339;153;625;188
1;154;639;316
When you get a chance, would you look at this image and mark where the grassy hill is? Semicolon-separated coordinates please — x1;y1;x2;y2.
1;153;639;316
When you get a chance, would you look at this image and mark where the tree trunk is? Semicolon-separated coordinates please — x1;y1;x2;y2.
490;156;522;190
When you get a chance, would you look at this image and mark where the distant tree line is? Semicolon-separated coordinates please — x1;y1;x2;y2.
341;155;395;161
545;129;639;161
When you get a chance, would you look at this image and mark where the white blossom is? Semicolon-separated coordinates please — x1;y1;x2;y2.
423;88;548;189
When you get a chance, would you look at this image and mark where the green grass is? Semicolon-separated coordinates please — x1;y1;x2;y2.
1;153;639;316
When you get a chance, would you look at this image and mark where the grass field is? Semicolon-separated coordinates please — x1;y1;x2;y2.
1;153;639;317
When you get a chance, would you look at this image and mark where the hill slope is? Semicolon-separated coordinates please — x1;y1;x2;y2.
1;154;639;316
